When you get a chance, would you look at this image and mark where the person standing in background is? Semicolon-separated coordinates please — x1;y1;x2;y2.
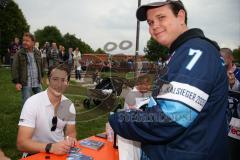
67;47;74;72
73;48;82;82
59;46;68;64
41;42;50;70
49;43;59;68
8;37;21;66
34;42;40;51
12;33;44;105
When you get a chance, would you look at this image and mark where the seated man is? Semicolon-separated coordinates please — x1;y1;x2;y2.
17;64;77;157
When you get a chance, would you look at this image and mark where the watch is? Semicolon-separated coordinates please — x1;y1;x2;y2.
45;143;52;153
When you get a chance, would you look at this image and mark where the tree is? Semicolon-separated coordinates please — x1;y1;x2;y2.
95;48;106;54
63;33;80;50
34;27;94;54
144;37;169;62
78;38;94;54
62;33;94;53
233;47;240;64
0;0;29;63
34;26;64;47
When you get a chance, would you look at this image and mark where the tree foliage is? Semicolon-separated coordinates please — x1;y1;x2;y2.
63;33;79;50
75;37;94;54
63;33;94;53
144;37;169;62
95;48;106;54
233;47;240;64
34;26;94;53
34;26;64;47
0;0;29;57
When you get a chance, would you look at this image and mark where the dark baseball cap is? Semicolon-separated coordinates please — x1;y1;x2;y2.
136;0;179;21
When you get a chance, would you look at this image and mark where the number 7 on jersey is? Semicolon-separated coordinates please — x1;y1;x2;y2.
186;49;202;71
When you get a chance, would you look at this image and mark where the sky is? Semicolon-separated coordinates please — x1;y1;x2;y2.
14;0;240;55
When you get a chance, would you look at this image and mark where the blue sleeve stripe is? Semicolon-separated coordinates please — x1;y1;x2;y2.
148;96;157;108
157;100;198;128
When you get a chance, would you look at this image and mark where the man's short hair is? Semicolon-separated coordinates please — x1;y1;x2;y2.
169;1;188;24
48;64;71;81
23;32;35;42
136;0;188;24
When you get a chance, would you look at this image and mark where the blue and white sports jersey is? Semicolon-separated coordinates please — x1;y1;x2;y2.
109;29;229;160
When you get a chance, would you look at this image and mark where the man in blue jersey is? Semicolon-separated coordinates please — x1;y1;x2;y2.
109;1;229;160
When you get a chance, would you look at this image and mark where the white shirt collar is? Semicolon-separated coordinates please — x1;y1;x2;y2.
43;89;67;107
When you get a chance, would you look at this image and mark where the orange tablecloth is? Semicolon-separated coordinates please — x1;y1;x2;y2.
20;136;119;160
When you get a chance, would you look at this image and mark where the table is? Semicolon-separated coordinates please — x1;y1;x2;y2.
21;136;119;160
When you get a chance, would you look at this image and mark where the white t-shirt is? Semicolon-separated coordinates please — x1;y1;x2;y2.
18;90;76;143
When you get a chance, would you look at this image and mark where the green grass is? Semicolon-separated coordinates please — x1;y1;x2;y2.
0;67;109;159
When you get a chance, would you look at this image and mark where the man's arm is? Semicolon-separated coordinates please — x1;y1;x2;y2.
64;124;77;147
109;106;186;144
17;126;47;153
65;124;77;138
17;126;72;155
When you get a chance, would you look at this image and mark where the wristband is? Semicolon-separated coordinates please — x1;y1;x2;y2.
45;143;52;153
